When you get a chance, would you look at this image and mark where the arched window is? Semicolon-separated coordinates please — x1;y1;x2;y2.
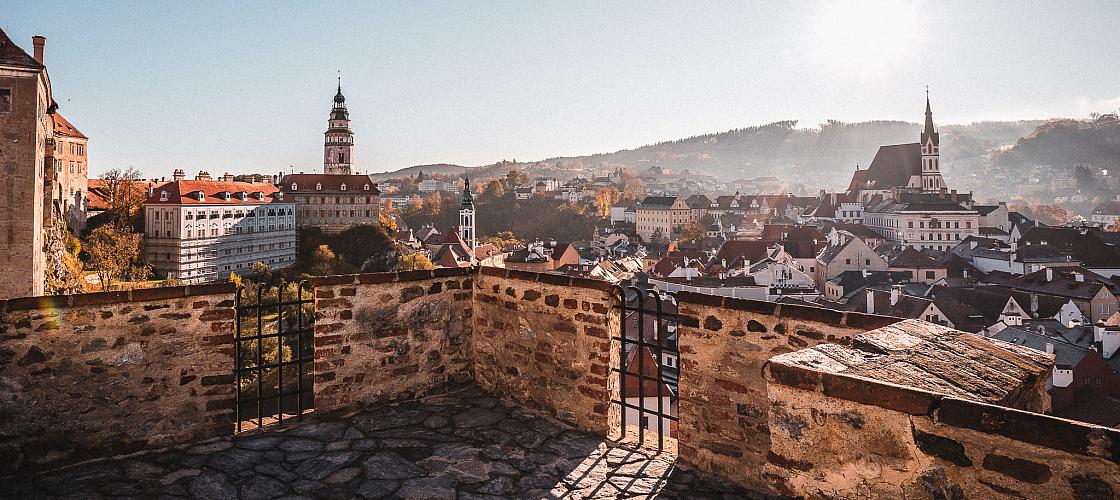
291;183;298;190
316;183;322;190
340;183;347;191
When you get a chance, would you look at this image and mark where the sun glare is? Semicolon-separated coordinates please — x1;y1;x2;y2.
814;0;921;72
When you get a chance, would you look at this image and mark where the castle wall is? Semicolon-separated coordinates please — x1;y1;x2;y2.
0;284;237;474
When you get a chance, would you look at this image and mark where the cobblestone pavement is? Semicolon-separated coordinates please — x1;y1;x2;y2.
4;386;769;499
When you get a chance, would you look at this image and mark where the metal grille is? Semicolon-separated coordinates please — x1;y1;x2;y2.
611;284;679;450
235;280;315;432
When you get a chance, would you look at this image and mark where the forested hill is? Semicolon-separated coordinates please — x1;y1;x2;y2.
994;116;1120;170
371;119;1046;188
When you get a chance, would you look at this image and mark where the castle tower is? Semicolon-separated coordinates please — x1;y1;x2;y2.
920;92;945;192
459;178;476;259
324;78;354;175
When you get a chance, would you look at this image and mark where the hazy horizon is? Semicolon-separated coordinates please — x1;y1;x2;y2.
5;1;1119;177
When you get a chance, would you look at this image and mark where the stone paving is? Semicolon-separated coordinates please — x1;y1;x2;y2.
3;385;768;499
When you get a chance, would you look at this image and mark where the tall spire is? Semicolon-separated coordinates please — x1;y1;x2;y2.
461;177;475;209
923;86;935;137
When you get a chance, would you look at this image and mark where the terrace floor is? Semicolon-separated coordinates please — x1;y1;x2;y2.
5;385;766;499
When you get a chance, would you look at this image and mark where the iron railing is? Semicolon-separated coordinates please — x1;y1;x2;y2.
234;280;315;432
611;284;680;451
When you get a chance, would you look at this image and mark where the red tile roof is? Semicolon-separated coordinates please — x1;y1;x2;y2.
280;174;380;194
146;180;285;205
52;113;87;139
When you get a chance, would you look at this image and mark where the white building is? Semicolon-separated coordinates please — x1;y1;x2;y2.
143;179;296;283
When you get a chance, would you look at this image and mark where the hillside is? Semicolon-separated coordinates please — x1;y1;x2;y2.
993;116;1120;170
368;163;471;182
372;119;1047;190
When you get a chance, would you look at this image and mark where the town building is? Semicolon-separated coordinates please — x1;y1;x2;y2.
1090;202;1120;227
863;191;979;251
280;174;380;234
0;31;55;298
814;230;888;287
142;178;296;283
634;196;696;242
50;113;89;231
323;80;354;175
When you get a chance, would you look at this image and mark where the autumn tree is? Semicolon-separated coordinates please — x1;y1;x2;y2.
680;221;706;242
1107;219;1120;232
84;223;149;291
484;179;506;200
310;245;339;276
503;170;529;191
593;186;621;217
101;167;146;226
379;209;398;232
620;172;646;201
397;253;435;271
423;192;443;216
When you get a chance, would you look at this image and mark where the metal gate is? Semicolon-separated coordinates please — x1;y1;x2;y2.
611;283;680;450
234;280;315;432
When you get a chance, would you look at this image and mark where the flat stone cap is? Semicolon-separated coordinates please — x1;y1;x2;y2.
769;319;1054;406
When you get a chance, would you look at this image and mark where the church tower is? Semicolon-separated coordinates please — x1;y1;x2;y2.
919;92;945;192
459;178;477;259
324;79;354;175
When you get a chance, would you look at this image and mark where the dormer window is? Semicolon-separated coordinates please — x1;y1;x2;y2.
316;183;322;190
291;183;298;191
276;192;284;200
237;191;247;200
196;191;206;201
253;192;265;200
159;191;169;202
222;191;231;200
340;183;347;191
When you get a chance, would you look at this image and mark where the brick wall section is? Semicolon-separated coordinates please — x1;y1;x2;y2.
310;267;474;413
673;292;899;489
764;361;1120;499
0;284;237;474
472;267;618;435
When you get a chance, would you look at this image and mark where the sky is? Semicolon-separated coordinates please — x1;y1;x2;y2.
5;1;1120;177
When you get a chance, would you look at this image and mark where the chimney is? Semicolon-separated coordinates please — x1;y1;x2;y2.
1030;293;1039;316
970;240;978;249
951;190;957;202
866;288;875;314
890;285;901;306
1074;272;1084;283
32;36;45;64
1045;268;1053;282
172;169;185;181
1045;342;1054;354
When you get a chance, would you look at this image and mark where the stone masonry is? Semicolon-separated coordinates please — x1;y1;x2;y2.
0;284;238;474
310;268;474;413
6;267;1120;499
765;324;1120;499
672;291;899;488
473;267;618;437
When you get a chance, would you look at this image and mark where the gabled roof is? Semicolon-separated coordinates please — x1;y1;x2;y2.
146;180;284;205
833;223;882;242
982;266;1112;301
850;143;922;191
991;327;1089;370
431;230;473;268
280;174;380;194
1018;227;1120;268
889;247;944;269
713;240;774;266
638;196;682;210
52;113;87;139
842;287;934;319
0;28;44;69
1091;202;1120;216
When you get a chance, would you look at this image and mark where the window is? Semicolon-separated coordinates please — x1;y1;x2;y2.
925;271;936;280
845;259;851;265
0;88;11;112
291;183;298;190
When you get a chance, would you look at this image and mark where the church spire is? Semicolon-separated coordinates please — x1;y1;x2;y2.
920;88;938;146
324;76;354;175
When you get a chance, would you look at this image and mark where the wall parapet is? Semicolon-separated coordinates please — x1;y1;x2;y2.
762;322;1120;499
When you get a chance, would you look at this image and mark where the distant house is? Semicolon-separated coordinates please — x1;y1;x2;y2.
1017;226;1120;278
844;286;952;326
1090;202;1120;227
815;231;888;287
889;247;947;284
983;267;1119;323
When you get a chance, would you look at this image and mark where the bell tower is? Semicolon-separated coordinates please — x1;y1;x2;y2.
459;178;476;258
324;77;354;175
920;90;945;192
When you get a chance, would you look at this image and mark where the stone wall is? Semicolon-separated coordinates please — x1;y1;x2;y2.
472;267;617;436
310;268;474;414
0;284;238;473
673;292;899;488
764;360;1120;499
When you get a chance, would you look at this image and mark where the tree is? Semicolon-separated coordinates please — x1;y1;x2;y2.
593;187;621;217
423;192;443;216
484;179;506;200
379;209;398;232
310;245;339;276
84;223;148;291
620;172;645;201
680;221;706;242
503;170;528;191
397;253;435;271
100;167;146;226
